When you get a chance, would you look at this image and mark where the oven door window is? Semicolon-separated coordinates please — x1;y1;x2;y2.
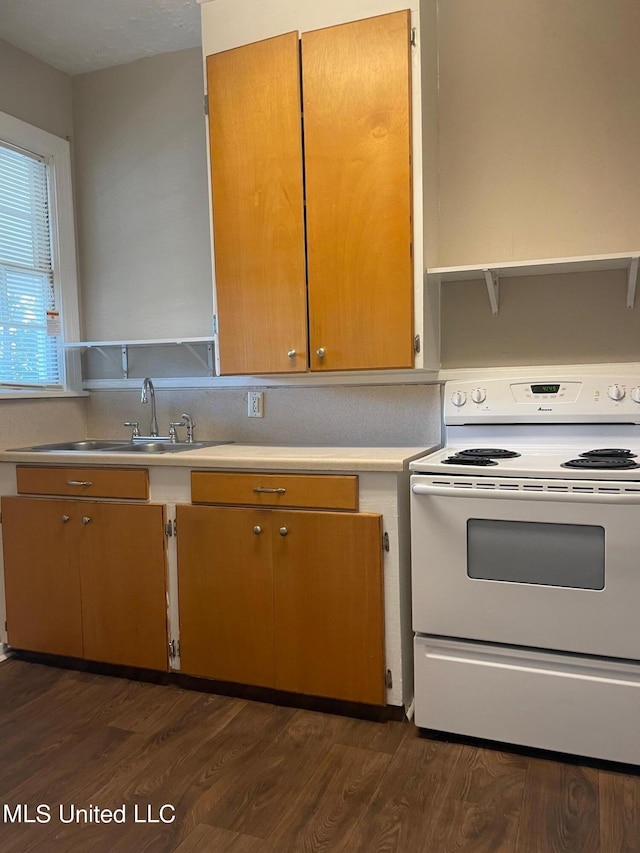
467;519;605;589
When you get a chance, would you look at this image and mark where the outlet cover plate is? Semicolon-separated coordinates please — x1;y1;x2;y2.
248;391;264;417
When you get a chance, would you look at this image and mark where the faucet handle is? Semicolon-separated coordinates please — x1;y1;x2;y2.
181;412;196;443
169;421;185;443
124;421;140;438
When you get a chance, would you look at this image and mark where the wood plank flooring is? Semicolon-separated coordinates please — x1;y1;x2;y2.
0;659;639;852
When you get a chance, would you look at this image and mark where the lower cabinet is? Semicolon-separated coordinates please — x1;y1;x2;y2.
176;504;385;705
1;496;169;670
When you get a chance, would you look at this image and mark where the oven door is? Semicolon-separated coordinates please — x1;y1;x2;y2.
411;474;640;659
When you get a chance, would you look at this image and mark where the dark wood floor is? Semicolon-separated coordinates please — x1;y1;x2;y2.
0;659;639;852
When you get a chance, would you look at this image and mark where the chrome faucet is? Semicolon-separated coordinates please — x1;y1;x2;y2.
140;377;159;437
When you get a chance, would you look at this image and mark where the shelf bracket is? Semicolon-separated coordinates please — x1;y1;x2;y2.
183;342;215;375
627;257;639;308
92;346;129;378
483;269;500;316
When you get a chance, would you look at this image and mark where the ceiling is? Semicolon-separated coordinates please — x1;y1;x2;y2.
0;0;202;76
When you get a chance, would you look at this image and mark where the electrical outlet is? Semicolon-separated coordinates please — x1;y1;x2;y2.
248;391;264;418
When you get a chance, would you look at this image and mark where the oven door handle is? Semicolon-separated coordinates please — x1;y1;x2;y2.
411;483;640;504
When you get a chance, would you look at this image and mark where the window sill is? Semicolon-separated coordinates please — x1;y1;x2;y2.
0;389;88;401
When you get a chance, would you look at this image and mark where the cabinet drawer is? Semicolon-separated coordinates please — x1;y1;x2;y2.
16;466;149;500
191;471;358;511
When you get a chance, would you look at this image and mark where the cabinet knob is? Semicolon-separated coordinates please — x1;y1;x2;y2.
61;514;70;523
287;349;296;359
316;347;326;358
253;525;262;535
81;516;92;525
279;526;288;537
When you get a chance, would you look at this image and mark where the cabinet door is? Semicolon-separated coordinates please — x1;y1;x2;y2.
1;496;83;658
79;502;169;670
273;510;385;705
207;33;308;375
177;505;275;686
303;11;414;371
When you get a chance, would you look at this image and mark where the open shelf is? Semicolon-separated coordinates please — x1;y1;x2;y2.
63;337;215;378
427;252;640;316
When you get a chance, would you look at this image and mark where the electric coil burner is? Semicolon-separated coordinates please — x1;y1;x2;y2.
442;456;497;466
562;457;640;470
563;447;640;470
410;374;640;765
458;448;522;459
580;448;637;458
442;447;521;466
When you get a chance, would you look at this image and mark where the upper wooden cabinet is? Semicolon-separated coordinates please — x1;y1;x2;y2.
207;31;308;376
302;13;413;371
206;11;414;375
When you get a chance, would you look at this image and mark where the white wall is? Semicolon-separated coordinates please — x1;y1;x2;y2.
437;0;640;368
71;47;213;342
200;0;421;52
0;37;72;138
437;0;640;266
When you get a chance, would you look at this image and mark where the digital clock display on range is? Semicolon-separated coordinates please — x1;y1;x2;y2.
531;384;561;394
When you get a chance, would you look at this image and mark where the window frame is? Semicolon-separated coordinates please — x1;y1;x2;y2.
0;110;82;398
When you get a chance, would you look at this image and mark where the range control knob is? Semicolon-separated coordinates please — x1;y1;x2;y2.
451;390;467;407
631;387;640;404
607;384;626;401
471;388;486;404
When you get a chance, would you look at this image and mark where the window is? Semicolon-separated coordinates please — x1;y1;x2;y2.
0;111;80;394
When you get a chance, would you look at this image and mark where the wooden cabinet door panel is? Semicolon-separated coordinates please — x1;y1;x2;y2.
79;502;169;671
207;32;308;375
1;497;83;658
302;11;414;371
177;505;275;687
273;510;385;705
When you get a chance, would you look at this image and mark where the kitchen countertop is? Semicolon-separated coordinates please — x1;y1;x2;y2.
0;444;437;473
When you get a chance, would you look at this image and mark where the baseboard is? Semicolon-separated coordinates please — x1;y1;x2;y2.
9;650;406;722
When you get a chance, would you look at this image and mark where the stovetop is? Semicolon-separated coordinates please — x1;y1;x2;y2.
411;444;640;479
410;374;640;481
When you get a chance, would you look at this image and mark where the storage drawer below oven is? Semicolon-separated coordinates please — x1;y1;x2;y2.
414;636;640;765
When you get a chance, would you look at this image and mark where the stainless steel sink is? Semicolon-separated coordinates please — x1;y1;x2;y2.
12;439;132;452
11;439;233;454
114;441;232;454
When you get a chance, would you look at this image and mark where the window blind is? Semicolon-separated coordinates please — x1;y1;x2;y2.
0;141;61;386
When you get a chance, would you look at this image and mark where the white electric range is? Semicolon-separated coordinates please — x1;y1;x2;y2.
410;375;640;764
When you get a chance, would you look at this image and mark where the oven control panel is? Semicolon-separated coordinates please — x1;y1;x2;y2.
445;376;640;424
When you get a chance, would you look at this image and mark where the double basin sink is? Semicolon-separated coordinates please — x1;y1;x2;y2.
12;439;233;455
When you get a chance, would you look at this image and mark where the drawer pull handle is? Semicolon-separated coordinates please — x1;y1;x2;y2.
253;525;262;535
253;487;286;495
81;516;92;525
67;480;93;487
279;526;288;537
61;514;70;523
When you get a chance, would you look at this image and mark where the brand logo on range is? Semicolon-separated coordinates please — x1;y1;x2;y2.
538;407;553;411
